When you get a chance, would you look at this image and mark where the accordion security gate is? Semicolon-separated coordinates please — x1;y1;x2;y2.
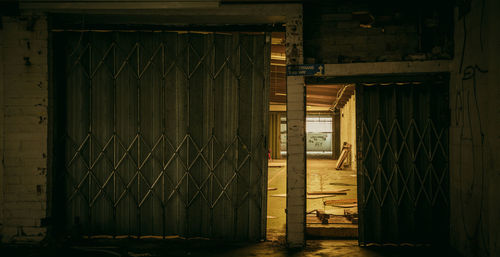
356;79;449;245
52;31;270;240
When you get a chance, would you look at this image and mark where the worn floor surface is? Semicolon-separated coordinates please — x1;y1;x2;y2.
0;239;461;257
267;159;357;240
1;160;459;257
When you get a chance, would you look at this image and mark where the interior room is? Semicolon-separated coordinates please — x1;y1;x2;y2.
266;30;359;238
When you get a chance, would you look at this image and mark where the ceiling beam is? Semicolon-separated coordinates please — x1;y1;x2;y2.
307;84;346;89
323;61;451;77
307;102;331;107
306;88;340;95
306;94;335;100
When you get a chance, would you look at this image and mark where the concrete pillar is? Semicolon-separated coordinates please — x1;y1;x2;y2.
332;111;340;159
285;10;306;247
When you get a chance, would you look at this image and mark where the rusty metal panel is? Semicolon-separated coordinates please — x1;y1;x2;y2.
356;77;449;245
52;31;269;240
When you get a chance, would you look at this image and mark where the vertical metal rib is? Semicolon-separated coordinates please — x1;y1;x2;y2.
161;38;166;239
233;33;241;239
185;33;190;236
136;42;142;237
112;36;117;238
59;31;269;240
88;40;93;238
209;34;215;237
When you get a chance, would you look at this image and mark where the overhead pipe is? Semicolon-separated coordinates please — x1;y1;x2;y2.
330;84;352;112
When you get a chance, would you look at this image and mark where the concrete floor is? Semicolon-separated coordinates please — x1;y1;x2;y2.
267;159;358;241
1;160;461;257
267;159;287;241
0;239;461;257
306;159;357;215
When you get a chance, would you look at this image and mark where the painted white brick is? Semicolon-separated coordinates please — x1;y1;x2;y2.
285;9;306;248
1;15;48;243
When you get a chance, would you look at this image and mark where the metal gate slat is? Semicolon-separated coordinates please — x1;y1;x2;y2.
53;31;270;240
357;79;450;245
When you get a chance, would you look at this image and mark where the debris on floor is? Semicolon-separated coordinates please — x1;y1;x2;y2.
306;209;356;225
344;209;359;224
333;204;358;208
323;199;357;207
316;210;330;224
308;189;349;195
271;194;338;199
336;142;352;170
329;182;356;186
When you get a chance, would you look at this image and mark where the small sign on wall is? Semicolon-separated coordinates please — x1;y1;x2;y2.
287;64;325;76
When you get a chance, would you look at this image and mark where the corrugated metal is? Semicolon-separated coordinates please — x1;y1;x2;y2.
356;79;449;245
52;31;270;240
268;112;281;159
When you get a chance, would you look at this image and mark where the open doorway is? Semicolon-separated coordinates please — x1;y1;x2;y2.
266;32;287;241
305;84;358;238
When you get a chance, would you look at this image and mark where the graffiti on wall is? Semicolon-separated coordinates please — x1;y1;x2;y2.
307;132;332;151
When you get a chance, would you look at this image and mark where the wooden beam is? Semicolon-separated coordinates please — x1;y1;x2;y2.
306;94;336;100
307;84;345;89
307;102;334;107
323;61;451;77
306;88;340;95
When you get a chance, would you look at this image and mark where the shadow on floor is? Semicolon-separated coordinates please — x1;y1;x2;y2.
0;239;462;257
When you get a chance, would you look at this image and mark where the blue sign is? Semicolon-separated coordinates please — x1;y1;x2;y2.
286;64;325;76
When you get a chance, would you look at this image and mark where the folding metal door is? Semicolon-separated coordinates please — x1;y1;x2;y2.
356;78;449;245
52;31;270;240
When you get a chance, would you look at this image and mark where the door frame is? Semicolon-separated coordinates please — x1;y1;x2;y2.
44;3;304;243
306;72;451;245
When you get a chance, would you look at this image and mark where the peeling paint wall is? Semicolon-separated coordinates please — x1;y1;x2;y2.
0;15;48;242
449;0;500;256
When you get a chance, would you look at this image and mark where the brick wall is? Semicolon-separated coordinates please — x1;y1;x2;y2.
304;1;454;64
339;94;356;170
0;15;48;242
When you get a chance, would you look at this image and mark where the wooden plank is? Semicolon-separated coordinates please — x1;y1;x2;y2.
307;84;345;89
307;189;349;195
334;204;358;208
324;199;357;205
307;102;332;107
335;142;351;170
306;87;341;95
329;182;356;186
306;94;336;100
272;194;337;199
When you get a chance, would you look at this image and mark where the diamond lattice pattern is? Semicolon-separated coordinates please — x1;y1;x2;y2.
55;32;269;240
358;82;449;245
